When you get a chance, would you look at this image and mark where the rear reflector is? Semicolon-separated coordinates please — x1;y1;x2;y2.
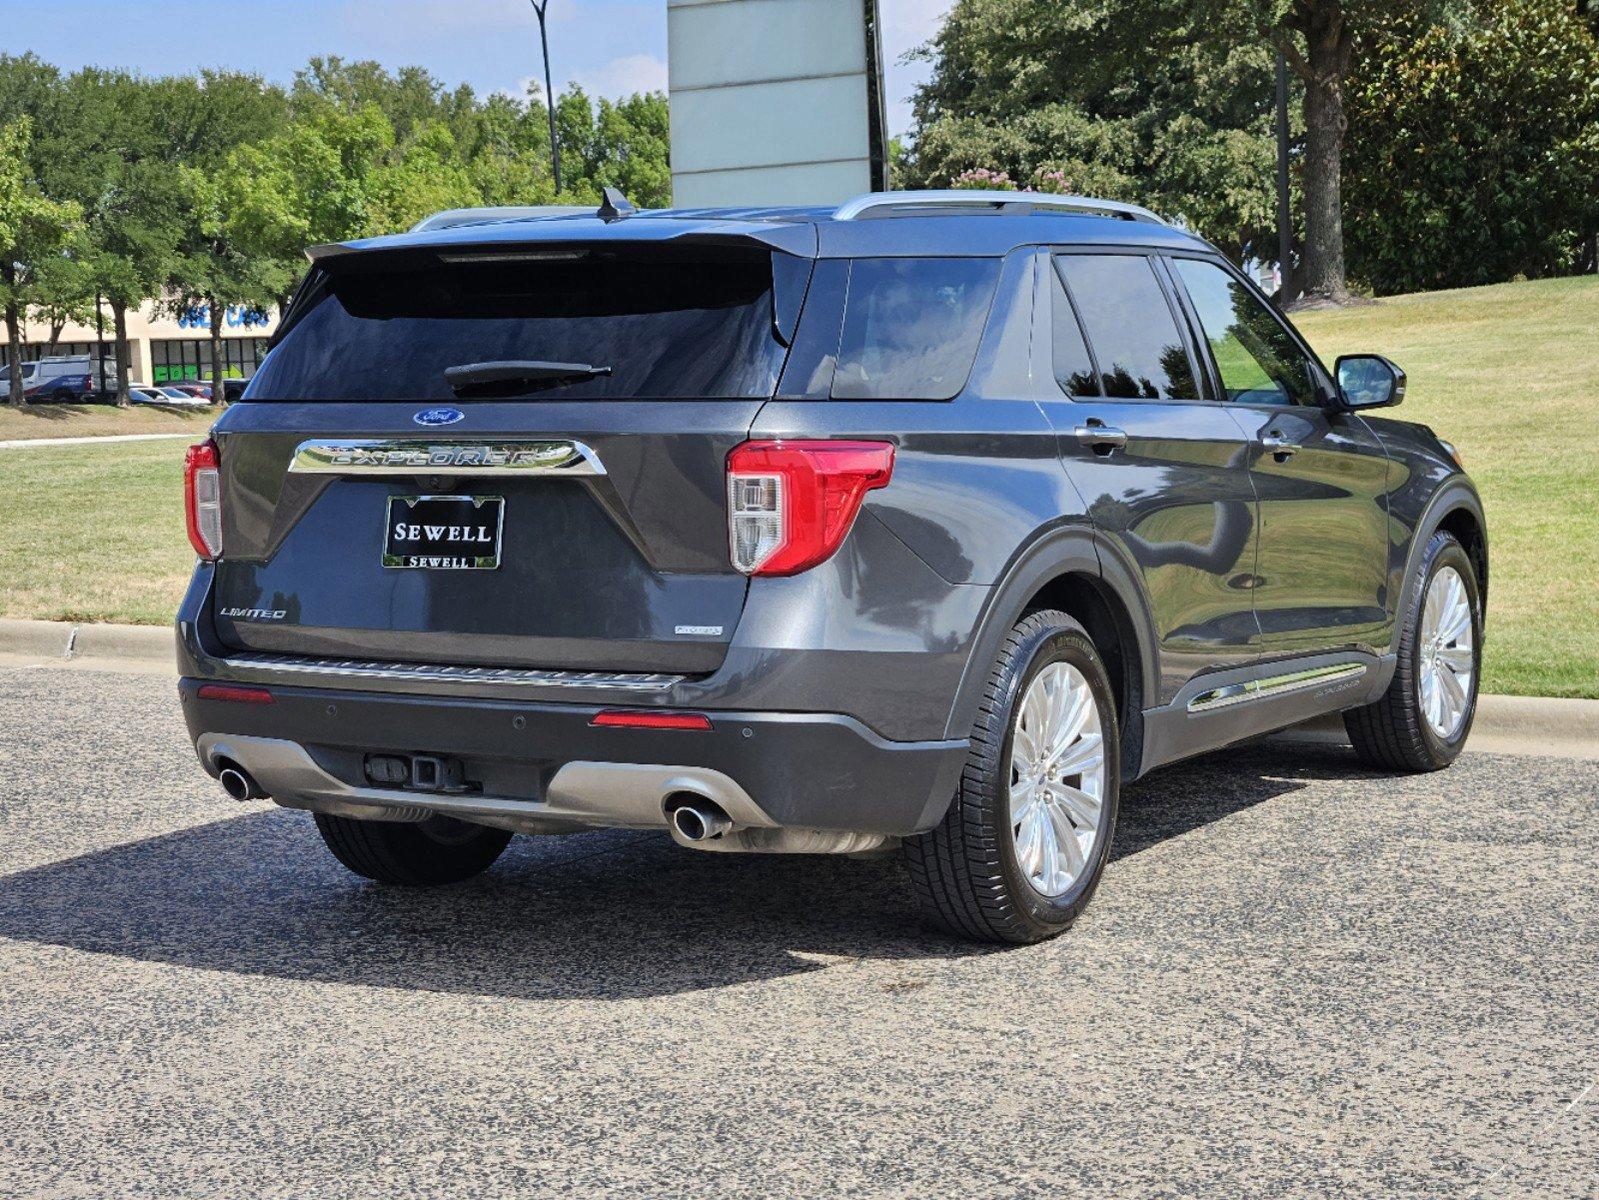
727;440;894;576
184;439;223;560
196;684;274;705
590;710;713;731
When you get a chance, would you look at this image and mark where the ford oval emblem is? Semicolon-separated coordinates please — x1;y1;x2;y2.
413;407;465;427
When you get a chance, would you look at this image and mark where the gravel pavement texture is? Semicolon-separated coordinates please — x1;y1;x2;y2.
0;664;1594;1198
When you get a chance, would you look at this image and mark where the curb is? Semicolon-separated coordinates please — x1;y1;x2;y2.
1276;696;1599;759
0;618;174;666
0;617;1594;756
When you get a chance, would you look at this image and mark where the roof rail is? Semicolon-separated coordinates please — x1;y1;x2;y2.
832;190;1167;225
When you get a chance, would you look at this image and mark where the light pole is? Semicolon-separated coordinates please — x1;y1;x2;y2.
1274;51;1294;304
530;0;562;195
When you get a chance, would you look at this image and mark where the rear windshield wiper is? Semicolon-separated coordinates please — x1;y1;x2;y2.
444;360;613;397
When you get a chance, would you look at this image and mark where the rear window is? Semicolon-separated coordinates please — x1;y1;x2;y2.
1054;254;1199;401
248;248;789;401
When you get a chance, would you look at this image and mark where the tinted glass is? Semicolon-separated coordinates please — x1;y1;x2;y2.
1173;258;1315;405
248;250;786;401
831;258;1001;400
1051;270;1099;396
1055;255;1198;400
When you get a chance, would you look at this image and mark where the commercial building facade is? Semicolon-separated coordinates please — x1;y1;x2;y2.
17;300;278;388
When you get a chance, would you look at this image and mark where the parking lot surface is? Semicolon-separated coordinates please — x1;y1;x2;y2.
0;663;1594;1198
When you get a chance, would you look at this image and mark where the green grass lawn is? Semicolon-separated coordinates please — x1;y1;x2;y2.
1294;274;1599;699
1;275;1594;697
0;402;219;441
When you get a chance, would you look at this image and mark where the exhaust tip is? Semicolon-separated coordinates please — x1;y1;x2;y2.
668;797;732;842
218;764;264;802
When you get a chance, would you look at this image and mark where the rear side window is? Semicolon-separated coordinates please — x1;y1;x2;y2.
248;248;788;401
830;258;1001;400
1054;255;1199;400
1171;258;1316;406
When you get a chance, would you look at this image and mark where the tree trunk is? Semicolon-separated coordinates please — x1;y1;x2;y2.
112;301;132;407
1295;1;1354;305
2;261;23;406
209;297;225;406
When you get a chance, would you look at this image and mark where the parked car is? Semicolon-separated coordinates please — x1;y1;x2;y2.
221;377;251;403
157;386;210;405
163;381;214;401
177;190;1487;943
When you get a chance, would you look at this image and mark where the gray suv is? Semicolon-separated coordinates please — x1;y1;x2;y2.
177;190;1487;943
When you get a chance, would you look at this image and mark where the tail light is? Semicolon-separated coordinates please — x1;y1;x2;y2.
184;439;223;560
590;709;713;730
726;440;895;576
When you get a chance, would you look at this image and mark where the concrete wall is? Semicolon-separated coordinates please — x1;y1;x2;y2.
668;0;886;207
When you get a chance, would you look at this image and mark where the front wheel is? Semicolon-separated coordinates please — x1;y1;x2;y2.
1345;530;1482;771
905;610;1120;944
314;812;512;885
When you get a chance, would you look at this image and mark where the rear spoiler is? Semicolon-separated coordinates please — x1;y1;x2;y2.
305;217;819;269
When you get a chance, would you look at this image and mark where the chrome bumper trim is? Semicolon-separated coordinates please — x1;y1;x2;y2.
217;651;684;693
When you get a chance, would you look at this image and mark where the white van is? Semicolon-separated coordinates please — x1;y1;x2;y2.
0;355;117;399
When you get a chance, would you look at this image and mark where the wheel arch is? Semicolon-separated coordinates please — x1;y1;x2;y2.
944;524;1157;781
1394;480;1488;652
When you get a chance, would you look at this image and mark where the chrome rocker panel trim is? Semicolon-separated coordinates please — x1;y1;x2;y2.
1186;662;1370;713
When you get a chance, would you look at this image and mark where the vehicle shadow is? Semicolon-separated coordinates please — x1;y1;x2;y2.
0;741;1367;1001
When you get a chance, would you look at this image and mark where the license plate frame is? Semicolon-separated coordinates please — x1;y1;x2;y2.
383;494;505;570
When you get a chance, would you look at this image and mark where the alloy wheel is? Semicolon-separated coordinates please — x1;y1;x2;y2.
1009;662;1107;897
1419;565;1475;739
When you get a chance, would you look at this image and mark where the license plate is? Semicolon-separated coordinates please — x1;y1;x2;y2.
383;495;504;570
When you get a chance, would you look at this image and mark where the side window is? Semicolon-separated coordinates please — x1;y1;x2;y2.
1171;258;1316;406
1050;270;1100;397
831;258;1001;400
1054;254;1199;400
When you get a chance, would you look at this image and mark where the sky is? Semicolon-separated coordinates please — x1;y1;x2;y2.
4;0;949;137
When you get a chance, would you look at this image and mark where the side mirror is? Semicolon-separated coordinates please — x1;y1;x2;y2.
1335;354;1406;410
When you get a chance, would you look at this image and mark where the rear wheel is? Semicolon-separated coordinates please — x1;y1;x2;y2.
1345;531;1481;771
313;813;512;885
905;610;1120;944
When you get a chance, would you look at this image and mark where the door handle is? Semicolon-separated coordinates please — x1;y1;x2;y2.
1074;424;1128;452
1260;433;1299;460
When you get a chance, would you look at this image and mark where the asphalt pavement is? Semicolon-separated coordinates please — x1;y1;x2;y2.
0;663;1594;1198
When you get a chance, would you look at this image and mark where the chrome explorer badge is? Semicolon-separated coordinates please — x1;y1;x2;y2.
413;407;466;427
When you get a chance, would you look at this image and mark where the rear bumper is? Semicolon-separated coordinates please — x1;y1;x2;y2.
180;678;968;837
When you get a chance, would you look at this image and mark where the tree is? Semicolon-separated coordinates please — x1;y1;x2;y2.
0;117;81;405
1343;0;1599;292
905;1;1282;262
907;0;1482;303
162;71;289;401
44;69;184;405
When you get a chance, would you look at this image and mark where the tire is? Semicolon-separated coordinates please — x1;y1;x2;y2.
313;812;512;885
51;389;74;404
1345;531;1482;772
904;610;1121;944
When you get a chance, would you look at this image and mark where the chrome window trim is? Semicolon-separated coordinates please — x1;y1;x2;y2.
1187;662;1368;714
287;439;605;476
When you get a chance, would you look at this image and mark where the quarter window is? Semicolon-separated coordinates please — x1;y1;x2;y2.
831;258;1001;400
1054;255;1199;400
1171;258;1316;406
